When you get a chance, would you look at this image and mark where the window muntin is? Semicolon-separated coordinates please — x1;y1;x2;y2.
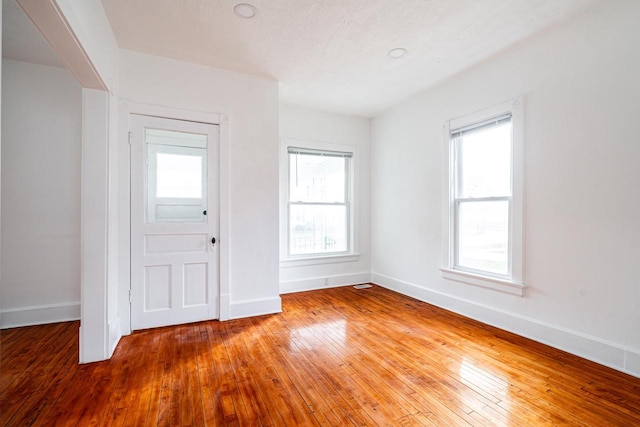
288;148;352;257
452;115;513;278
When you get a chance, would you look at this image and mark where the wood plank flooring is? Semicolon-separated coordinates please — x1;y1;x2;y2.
1;284;639;426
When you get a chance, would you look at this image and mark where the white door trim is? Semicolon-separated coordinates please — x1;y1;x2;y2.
118;101;231;336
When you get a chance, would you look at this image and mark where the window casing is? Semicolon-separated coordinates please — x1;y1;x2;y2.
287;147;353;258
441;98;525;296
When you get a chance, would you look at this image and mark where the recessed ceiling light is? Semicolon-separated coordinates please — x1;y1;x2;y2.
387;48;408;59
234;3;256;19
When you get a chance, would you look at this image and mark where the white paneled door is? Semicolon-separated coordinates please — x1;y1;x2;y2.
130;114;219;330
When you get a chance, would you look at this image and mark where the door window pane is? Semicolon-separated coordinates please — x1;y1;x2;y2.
146;129;207;223
457;200;509;275
156;153;202;198
289;204;347;255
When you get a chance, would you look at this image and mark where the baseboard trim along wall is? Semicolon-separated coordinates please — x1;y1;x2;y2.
229;296;282;320
0;302;81;329
219;293;231;321
371;272;640;379
108;318;122;358
280;272;371;294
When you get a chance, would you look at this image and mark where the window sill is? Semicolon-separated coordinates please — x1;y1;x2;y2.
281;253;361;269
439;268;525;296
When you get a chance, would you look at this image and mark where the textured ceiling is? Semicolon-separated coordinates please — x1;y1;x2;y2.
5;0;604;117
2;0;65;68
101;0;604;117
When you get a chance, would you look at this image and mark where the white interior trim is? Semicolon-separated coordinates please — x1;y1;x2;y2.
440;268;525;296
441;96;525;294
280;253;361;268
280;271;371;294
372;272;640;379
229;296;282;320
117;101;231;333
0;302;81;329
17;0;106;90
218;115;231;320
121;99;220;124
80;88;110;364
108;318;121;357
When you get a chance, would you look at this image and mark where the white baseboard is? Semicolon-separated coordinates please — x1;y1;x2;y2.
372;272;640;379
280;272;371;294
0;302;81;329
219;293;230;321
229;296;282;320
108;318;122;357
625;351;640;376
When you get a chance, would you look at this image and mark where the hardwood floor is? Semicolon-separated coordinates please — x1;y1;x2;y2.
1;285;639;426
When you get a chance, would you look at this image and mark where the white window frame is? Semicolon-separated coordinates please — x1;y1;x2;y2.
279;139;359;267
440;97;525;296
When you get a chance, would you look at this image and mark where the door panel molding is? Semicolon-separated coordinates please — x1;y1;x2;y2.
130;113;220;330
118;102;231;335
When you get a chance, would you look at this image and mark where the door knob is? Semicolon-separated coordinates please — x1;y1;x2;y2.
211;237;216;245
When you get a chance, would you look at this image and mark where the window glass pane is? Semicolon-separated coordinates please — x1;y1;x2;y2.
458;121;511;198
289;153;346;203
156;153;202;198
457;200;509;275
289;204;347;255
146;128;207;223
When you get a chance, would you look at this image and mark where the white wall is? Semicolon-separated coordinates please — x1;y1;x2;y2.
17;0;120;361
279;103;371;293
1;59;82;328
371;0;640;377
118;50;281;331
1;4;3;329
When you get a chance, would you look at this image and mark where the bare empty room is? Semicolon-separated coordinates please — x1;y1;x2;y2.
1;0;639;425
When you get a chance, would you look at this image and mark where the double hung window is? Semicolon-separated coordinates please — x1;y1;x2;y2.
452;114;512;276
287;147;352;257
442;98;524;295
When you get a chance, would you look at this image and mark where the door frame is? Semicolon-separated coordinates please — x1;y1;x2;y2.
118;101;231;336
